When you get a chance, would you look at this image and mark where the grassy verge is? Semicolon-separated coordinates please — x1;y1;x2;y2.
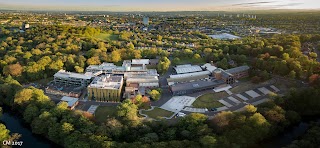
94;106;118;123
192;92;227;108
174;57;206;65
141;107;174;119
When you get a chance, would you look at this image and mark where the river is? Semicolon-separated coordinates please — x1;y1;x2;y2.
1;106;319;148
0;108;60;148
261;118;320;148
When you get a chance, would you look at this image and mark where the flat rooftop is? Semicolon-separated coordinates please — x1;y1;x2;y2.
88;75;123;90
132;59;150;65
54;70;92;80
170;70;211;79
170;79;225;93
225;65;250;74
209;33;241;40
201;63;217;73
59;96;78;107
174;64;203;74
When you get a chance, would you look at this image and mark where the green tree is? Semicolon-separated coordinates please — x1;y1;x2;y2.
149;90;161;101
111;50;121;63
117;99;140;126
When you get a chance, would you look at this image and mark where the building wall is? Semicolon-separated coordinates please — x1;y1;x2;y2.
88;87;122;102
232;70;249;79
54;77;91;86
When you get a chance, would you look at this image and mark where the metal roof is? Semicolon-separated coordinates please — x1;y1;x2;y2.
170;79;225;93
60;96;78;107
54;70;93;80
225;66;250;74
174;65;203;74
170;70;211;79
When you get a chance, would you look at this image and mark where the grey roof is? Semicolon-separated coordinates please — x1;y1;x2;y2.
54;70;93;80
59;96;78;107
88;75;123;89
225;66;250;74
167;74;209;83
170;79;225;93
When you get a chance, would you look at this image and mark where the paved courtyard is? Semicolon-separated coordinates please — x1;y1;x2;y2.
258;87;272;95
270;85;280;92
245;90;261;98
236;94;249;101
160;96;196;113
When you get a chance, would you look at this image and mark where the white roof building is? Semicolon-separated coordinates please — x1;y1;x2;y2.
88;75;123;90
132;59;150;65
209;33;241;40
201;63;217;73
59;96;79;109
54;70;93;80
174;64;203;74
170;71;211;79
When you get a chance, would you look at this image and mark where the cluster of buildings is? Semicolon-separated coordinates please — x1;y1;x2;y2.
48;59;159;102
168;63;249;95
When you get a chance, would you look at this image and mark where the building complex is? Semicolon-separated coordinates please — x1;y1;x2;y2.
51;59;159;102
169;64;249;95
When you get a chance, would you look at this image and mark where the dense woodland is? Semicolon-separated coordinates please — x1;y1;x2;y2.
0;18;320;147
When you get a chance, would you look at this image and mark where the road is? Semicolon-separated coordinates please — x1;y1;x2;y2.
151;65;174;107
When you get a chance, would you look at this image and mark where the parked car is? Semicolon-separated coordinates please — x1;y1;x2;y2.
176;112;186;117
210;108;217;112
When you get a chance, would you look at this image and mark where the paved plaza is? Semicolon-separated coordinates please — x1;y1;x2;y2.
245;90;261;98
218;99;233;108
160;96;196;113
227;97;241;104
183;107;207;113
258;87;272;95
236;94;249;101
270;85;280;92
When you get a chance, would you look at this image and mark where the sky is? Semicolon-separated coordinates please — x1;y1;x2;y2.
0;0;319;11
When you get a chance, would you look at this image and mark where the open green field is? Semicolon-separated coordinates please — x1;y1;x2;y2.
94;106;118;123
94;33;119;41
192;92;227;108
141;107;174;119
174;57;206;65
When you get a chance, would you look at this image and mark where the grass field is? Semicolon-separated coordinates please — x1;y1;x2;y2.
141;107;174;119
192;92;227;108
94;33;119;41
174;57;206;65
94;106;118;123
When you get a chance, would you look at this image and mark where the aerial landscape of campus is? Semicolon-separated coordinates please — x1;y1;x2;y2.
0;0;320;148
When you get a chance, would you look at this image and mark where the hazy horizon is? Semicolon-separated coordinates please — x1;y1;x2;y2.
0;0;319;11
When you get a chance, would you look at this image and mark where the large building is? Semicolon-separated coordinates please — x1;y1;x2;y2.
88;75;124;102
143;17;149;25
170;79;225;95
126;76;159;88
53;70;93;86
169;64;250;95
225;66;250;79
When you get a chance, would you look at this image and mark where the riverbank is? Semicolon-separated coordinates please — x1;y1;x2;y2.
0;106;61;148
259;117;320;148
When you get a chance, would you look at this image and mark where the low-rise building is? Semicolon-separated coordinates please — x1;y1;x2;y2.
58;96;79;110
170;79;225;95
87;75;124;102
54;70;93;86
225;65;250;79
